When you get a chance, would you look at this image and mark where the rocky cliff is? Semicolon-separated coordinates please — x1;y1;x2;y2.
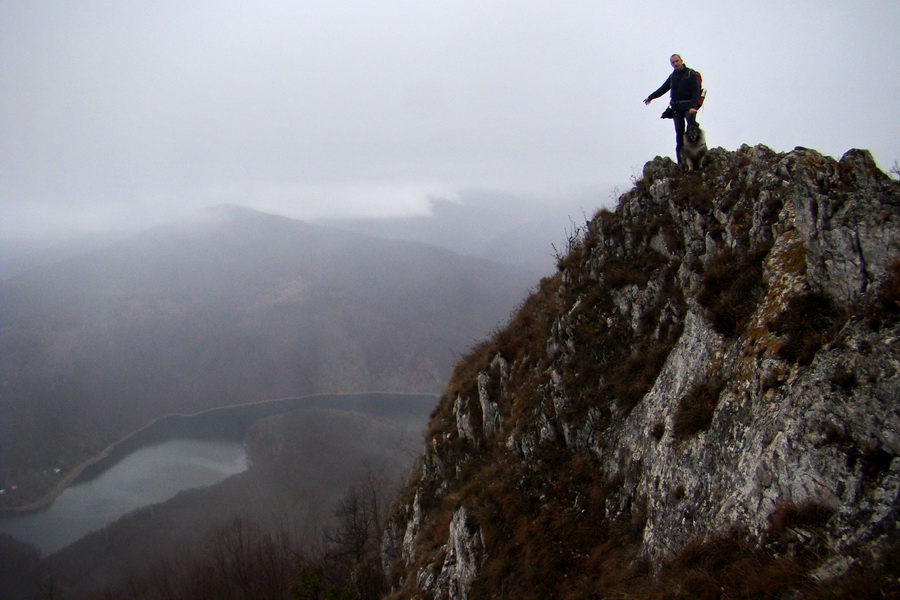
381;145;900;599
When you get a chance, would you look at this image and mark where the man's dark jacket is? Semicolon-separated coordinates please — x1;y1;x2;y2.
648;67;701;112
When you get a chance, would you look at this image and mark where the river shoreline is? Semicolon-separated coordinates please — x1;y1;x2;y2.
0;391;437;516
0;445;123;515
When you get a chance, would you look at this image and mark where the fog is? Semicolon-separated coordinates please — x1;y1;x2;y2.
2;1;898;243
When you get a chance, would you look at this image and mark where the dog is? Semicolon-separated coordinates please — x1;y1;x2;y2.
680;122;708;171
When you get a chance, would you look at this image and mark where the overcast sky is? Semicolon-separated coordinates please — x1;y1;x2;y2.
2;1;898;241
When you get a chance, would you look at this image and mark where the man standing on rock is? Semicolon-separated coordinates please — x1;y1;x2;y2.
644;54;701;163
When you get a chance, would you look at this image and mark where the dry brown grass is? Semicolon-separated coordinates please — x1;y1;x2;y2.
673;376;726;442
766;499;834;536
456;451;648;600
872;256;900;328
494;274;562;366
698;243;772;337
655;535;812;600
770;291;847;365
671;173;716;213
604;343;673;412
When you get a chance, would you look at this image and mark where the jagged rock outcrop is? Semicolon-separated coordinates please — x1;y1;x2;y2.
382;145;900;598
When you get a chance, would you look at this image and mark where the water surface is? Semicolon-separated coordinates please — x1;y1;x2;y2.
0;438;247;555
0;392;436;556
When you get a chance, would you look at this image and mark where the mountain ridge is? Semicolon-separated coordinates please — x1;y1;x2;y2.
381;145;900;598
316;190;594;274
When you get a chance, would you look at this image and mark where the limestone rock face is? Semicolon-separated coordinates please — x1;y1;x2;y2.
382;146;900;598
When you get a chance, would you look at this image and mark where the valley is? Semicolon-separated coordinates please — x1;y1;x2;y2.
0;207;534;509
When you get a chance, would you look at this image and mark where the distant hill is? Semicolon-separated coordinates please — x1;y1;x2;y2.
0;206;535;508
317;190;595;274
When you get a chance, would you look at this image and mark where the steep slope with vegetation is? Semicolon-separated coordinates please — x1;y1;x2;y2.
383;145;900;599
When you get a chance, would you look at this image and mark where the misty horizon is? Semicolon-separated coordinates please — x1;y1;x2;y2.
2;2;898;243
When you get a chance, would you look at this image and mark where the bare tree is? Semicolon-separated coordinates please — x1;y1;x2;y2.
204;516;297;600
82;467;403;600
322;469;395;600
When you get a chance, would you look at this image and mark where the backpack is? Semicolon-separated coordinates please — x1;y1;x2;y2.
693;69;707;108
